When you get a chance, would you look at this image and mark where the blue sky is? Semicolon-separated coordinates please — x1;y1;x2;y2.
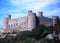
0;0;60;29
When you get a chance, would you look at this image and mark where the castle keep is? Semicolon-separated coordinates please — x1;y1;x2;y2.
3;10;59;31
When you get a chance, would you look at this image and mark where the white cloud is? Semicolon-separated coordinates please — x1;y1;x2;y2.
9;0;59;12
9;0;60;18
10;0;58;10
43;8;60;17
11;13;27;18
10;0;35;6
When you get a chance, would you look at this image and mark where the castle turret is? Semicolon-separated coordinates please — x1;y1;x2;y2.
3;17;9;29
52;16;59;26
3;15;11;29
28;10;36;31
8;15;11;20
38;11;43;17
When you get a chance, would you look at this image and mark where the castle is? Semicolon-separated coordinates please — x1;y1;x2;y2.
3;10;59;31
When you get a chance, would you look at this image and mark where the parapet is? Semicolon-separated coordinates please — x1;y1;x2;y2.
8;15;11;19
28;10;32;12
38;11;43;17
32;13;36;16
28;10;32;13
52;16;59;19
52;16;59;26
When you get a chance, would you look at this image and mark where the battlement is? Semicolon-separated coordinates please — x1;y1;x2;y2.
38;11;43;17
8;15;11;19
52;16;59;26
52;16;59;19
3;10;59;31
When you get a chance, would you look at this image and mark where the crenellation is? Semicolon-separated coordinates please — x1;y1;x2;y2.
8;16;28;30
52;16;59;26
8;15;11;20
3;10;59;31
38;11;43;17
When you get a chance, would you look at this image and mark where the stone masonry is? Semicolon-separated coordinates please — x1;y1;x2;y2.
3;10;59;31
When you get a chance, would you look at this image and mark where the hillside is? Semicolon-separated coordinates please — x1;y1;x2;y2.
0;19;60;43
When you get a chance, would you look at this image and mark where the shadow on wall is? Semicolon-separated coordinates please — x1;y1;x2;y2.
36;17;40;26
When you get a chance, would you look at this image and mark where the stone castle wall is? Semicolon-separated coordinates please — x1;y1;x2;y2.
3;10;59;31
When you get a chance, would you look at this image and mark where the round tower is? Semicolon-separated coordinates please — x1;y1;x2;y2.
38;11;43;17
52;16;59;26
3;17;9;29
28;10;36;31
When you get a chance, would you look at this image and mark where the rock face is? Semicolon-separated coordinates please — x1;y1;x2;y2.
3;10;59;31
